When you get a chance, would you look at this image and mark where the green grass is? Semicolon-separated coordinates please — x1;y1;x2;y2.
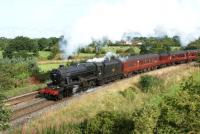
38;63;63;72
77;53;96;59
2;84;45;98
103;46;140;54
38;51;51;60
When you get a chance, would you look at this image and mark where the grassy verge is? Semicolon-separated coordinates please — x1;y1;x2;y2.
10;64;199;133
2;84;45;98
38;63;63;72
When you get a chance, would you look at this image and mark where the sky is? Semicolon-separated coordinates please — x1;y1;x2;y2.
0;0;120;38
1;0;200;56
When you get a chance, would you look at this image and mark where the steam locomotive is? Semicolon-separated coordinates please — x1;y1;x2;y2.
39;50;199;100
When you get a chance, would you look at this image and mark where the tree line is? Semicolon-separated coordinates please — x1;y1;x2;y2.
1;35;200;59
0;36;59;59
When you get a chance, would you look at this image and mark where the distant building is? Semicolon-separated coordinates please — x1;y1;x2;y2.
120;40;143;46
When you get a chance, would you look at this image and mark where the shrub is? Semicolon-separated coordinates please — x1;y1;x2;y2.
132;105;161;133
125;48;137;56
32;71;50;82
157;92;200;133
120;87;136;101
139;75;162;92
80;111;134;134
116;49;125;54
0;58;39;91
0;94;11;130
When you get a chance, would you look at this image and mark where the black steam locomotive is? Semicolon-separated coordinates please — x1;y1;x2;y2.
40;59;122;99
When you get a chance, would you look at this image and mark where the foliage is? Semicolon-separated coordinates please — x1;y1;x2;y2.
198;53;200;63
116;49;125;54
80;111;134;134
48;43;60;60
32;71;50;82
36;37;59;51
120;87;136;100
132;105;160;133
0;94;10;130
37;38;49;51
0;37;10;50
3;36;38;58
186;37;200;49
156;77;200;133
139;75;162;92
138;36;180;54
0;58;39;91
78;47;95;53
125;47;137;55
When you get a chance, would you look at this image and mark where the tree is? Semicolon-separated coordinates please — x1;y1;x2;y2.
186;37;200;50
3;36;38;58
37;38;49;51
125;48;137;56
0;37;10;50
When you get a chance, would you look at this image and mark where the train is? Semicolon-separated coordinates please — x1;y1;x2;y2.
39;50;200;100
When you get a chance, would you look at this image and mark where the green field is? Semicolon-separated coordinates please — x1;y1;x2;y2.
38;51;51;60
103;46;140;53
38;63;63;72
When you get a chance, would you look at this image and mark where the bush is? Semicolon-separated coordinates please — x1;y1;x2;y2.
132;105;161;133
133;76;200;133
139;75;162;92
0;58;39;91
0;94;10;130
156;81;200;133
80;111;134;134
120;87;136;101
116;49;125;55
32;71;50;82
125;48;137;56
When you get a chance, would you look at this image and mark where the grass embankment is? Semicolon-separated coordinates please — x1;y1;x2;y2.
2;84;45;98
11;64;199;133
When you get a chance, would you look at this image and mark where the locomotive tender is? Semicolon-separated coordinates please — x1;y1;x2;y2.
39;50;200;100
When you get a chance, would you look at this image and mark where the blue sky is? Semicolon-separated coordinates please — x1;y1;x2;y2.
0;0;121;38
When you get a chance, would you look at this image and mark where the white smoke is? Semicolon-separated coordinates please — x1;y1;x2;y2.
61;0;200;57
87;52;118;62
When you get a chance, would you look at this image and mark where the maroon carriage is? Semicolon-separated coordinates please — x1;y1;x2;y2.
170;51;187;64
186;50;198;61
121;54;160;77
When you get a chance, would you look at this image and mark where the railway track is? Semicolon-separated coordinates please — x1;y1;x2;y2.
5;91;39;107
11;98;55;121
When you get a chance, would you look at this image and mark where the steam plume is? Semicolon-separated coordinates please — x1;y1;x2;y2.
61;0;200;57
